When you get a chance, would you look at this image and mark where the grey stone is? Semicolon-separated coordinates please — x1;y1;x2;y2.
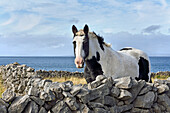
0;105;7;113
154;79;165;84
118;89;132;100
22;101;39;113
27;67;35;72
125;80;145;104
134;91;155;108
131;108;150;113
8;95;30;113
157;84;169;94
80;104;91;113
65;97;79;110
2;89;16;103
139;84;153;95
88;80;102;89
117;101;124;106
49;82;62;93
59;82;72;92
88;102;105;108
101;76;114;88
157;94;170;112
96;75;106;81
70;85;81;96
89;84;110;101
39;107;47;113
39;80;52;88
110;87;120;97
152;103;161;113
0;98;9;108
110;104;133;113
51;101;71;113
99;96;117;106
30;96;44;106
94;108;108;113
76;88;90;104
115;76;132;89
28;86;39;97
39;91;48;100
62;91;73;97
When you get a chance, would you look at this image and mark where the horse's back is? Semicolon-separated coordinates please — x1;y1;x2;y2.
119;47;151;82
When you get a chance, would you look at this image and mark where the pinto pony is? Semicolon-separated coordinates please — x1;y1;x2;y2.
72;25;151;83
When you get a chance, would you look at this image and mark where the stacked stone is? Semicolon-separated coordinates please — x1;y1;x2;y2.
0;63;170;113
35;70;84;78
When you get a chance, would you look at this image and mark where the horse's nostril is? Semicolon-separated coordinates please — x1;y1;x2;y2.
76;61;79;64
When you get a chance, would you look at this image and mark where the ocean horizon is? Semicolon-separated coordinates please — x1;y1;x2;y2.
0;56;170;73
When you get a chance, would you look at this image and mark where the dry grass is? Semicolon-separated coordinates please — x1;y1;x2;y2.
0;74;6;98
151;74;170;83
44;76;87;85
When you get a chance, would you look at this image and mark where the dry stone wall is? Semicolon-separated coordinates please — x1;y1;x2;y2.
0;63;170;113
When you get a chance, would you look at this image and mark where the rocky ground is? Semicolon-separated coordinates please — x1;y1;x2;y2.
0;63;170;113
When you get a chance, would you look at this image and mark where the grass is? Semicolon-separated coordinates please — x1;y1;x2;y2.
151;74;170;83
0;74;6;98
44;76;87;85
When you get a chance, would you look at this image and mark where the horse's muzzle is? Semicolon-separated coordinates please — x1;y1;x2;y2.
75;57;84;68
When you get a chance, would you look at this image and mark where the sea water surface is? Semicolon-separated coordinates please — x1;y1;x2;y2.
0;56;170;73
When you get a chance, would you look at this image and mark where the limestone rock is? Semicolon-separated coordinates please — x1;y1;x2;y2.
30;96;44;106
39;107;47;113
157;84;169;94
2;89;16;103
76;88;90;104
115;76;132;89
134;91;155;108
8;95;30;113
139;83;153;95
22;101;39;113
94;108;108;113
0;105;7;113
131;108;150;113
70;85;81;96
28;86;39;97
125;80;145;104
65;97;79;111
110;86;120;97
51;101;71;113
118;89;132;100
96;75;106;81
0;98;9;108
110;104;133;113
157;94;170;112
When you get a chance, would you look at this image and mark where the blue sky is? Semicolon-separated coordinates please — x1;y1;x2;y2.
0;0;170;56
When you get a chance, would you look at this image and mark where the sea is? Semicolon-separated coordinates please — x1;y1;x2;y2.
0;56;170;73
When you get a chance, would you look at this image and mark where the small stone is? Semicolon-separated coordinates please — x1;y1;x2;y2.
51;101;71;113
70;85;81;96
131;108;150;113
118;89;132;100
65;97;79;110
28;86;39;97
134;91;155;108
26;67;35;72
39;107;47;113
76;88;90;104
96;75;106;81
22;101;39;113
0;98;9;108
157;84;169;94
30;96;44;106
94;108;108;113
8;95;30;113
2;89;16;103
157;94;170;112
115;76;132;89
0;105;7;113
110;86;120;97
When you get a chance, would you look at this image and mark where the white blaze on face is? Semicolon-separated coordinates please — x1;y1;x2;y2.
73;36;85;68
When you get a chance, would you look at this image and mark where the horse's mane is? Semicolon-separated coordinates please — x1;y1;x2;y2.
90;32;111;47
76;29;111;47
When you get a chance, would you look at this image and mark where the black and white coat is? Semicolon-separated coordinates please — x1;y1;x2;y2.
72;25;151;83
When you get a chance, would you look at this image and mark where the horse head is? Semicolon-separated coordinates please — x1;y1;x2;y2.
72;25;89;68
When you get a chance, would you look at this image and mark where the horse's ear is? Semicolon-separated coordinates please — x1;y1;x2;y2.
72;25;78;35
84;24;89;35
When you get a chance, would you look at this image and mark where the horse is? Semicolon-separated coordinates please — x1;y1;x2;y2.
72;24;151;83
